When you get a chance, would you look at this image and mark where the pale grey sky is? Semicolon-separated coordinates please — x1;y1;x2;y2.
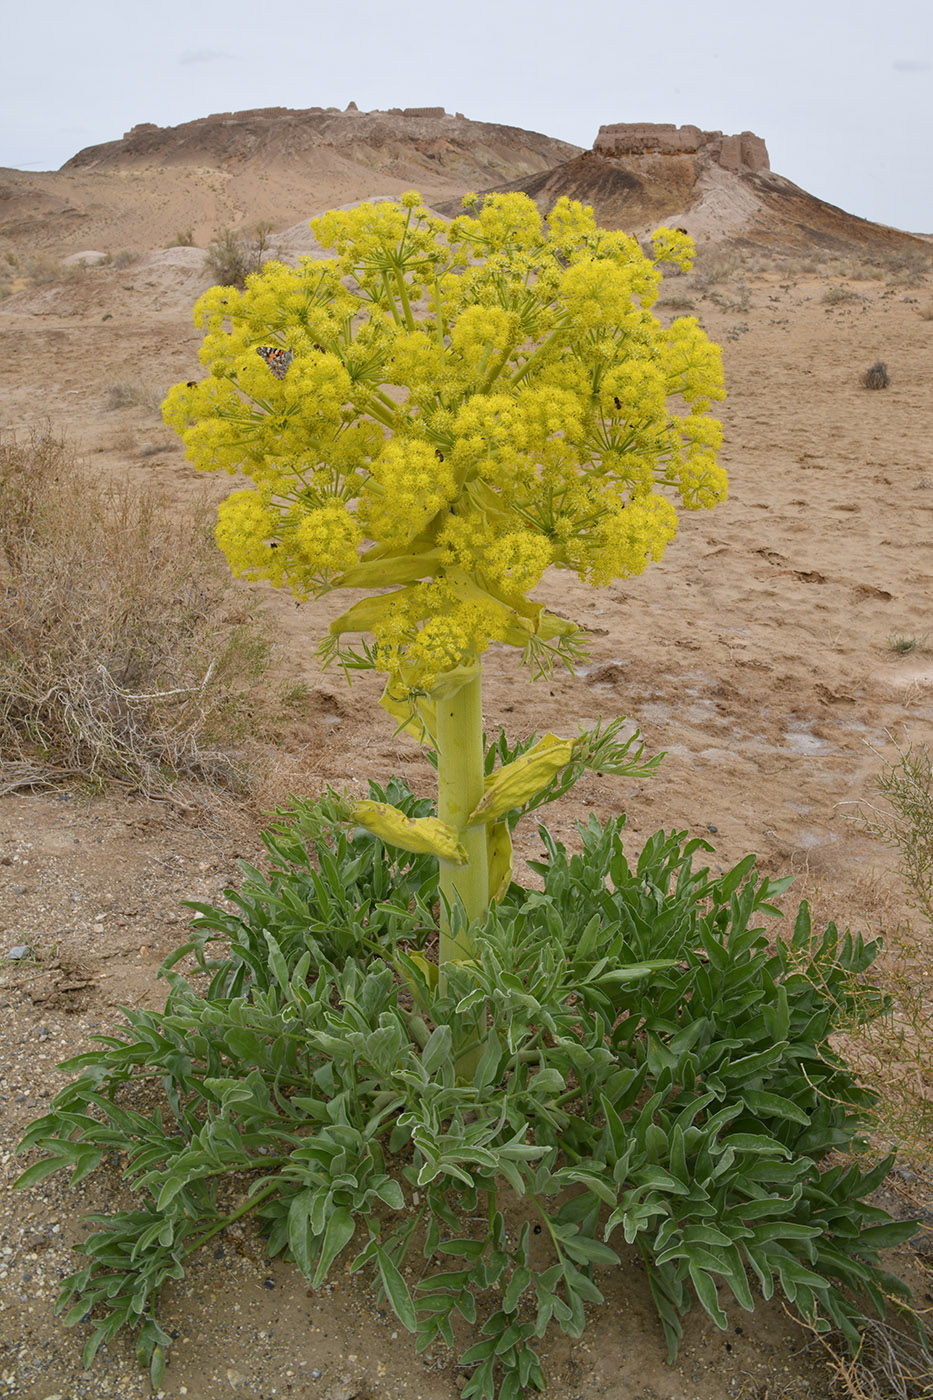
4;0;932;234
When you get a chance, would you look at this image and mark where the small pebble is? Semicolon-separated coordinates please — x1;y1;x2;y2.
7;945;30;960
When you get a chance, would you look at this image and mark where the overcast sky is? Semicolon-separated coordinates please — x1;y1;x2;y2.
4;0;931;235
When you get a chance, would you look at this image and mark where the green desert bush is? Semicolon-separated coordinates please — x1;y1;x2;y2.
888;633;928;656
15;764;930;1393
203;222;276;288
0;429;269;794
204;227;252;288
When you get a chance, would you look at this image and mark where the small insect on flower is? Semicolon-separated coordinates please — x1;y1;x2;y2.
256;346;293;380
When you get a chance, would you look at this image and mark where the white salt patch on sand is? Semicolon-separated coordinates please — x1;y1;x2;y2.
783;722;834;755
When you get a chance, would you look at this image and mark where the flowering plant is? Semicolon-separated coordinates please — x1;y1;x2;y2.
164;191;726;964
15;197;924;1400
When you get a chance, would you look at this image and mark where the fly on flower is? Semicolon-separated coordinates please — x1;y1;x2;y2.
256;346;293;380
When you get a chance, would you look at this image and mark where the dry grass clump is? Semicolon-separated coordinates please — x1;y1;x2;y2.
879;248;932;288
103;249;140;270
0;248;142;298
862;361;891;390
859;737;933;931
0;249;17;298
103;379;164;413
889;633;929;656
832;736;933;1397
0;429;270;795
688;246;747;291
803;1316;933;1400
842;736;933;1172
822;284;863;306
656;292;697;313
708;283;751;313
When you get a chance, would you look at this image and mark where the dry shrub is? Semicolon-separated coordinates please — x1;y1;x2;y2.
687;246;746;291
657;293;697;312
203;223;279;289
845;737;933;1171
879;248;932;288
708;283;751;312
822;284;863;306
859;737;933;932
862;361;891;390
204;228;252;289
107;249;140;270
0;429;270;795
802;1315;933;1400
103;379;163;412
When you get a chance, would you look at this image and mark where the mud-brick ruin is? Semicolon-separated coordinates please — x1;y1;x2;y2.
594;123;769;173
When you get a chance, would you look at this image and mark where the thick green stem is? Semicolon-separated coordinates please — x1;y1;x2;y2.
435;669;489;973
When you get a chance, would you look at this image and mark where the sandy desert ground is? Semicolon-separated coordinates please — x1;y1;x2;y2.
0;154;932;1400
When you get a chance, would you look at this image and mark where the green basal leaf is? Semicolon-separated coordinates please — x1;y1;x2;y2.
311;1206;357;1288
376;1246;418;1332
421;1024;453;1075
688;1263;729;1329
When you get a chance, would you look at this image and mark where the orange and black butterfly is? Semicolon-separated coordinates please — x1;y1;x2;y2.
256;346;293;379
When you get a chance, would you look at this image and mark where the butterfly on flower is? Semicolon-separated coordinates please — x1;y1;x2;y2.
256;346;293;380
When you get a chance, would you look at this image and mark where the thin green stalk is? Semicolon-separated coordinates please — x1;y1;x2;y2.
433;275;446;345
369;384;402;414
360;395;398;430
392;258;417;333
187;1179;281;1254
507;318;570;388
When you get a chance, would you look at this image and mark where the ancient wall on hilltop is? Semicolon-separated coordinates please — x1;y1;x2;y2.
594;123;769;173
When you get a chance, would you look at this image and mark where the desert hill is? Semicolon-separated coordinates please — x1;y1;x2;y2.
0;105;580;257
4;110;931;270
437;122;933;252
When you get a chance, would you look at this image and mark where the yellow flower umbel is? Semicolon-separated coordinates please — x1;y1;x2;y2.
164;191;727;970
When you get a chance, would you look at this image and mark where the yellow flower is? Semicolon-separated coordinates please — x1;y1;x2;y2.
292;503;362;576
362;439;457;546
164;190;727;693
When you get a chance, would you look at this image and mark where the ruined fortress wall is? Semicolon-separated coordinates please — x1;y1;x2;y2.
594;123;769;173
